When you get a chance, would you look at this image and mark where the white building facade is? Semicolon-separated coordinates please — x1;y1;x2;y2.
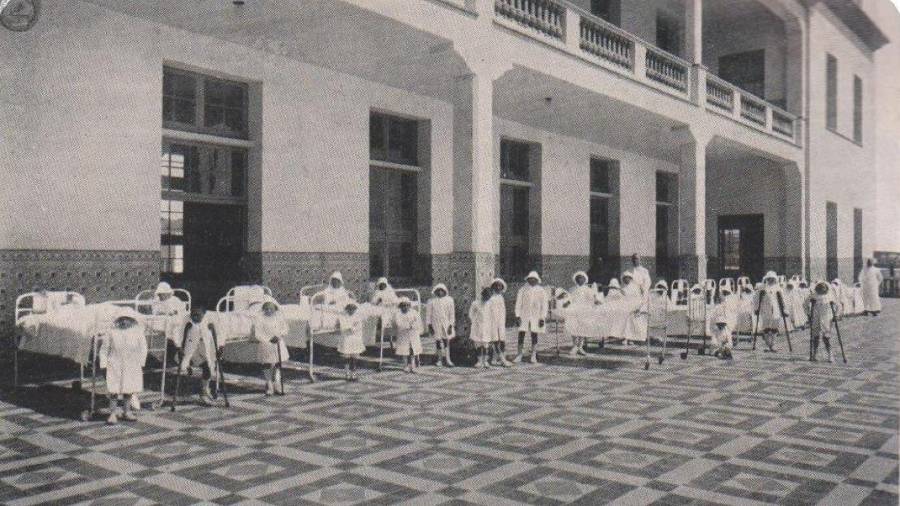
0;0;890;333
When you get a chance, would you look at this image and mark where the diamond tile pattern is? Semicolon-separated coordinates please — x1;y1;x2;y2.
0;301;896;505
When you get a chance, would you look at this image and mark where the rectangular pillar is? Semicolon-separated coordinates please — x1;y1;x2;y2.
677;133;707;282
684;0;703;65
448;72;499;336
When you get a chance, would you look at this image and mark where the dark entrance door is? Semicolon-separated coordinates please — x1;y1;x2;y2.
168;203;245;308
718;214;764;282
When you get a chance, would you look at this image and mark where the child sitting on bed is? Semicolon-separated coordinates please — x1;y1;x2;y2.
393;297;423;373
106;311;148;424
336;302;368;381
180;307;215;404
255;301;289;396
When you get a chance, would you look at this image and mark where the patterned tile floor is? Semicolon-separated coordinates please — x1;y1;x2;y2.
0;301;897;505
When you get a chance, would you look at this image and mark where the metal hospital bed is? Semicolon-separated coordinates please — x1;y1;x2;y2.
14;289;190;420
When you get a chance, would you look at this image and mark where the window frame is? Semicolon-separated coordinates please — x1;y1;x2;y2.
163;66;249;140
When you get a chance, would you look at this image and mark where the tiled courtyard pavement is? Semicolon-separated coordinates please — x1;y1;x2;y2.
0;301;897;505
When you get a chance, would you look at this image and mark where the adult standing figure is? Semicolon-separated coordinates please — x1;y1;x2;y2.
859;258;883;316
630;254;652;298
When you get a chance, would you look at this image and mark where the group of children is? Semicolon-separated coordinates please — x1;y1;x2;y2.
703;271;845;363
101;264;863;423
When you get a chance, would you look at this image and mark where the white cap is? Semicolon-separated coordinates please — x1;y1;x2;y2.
155;281;174;296
432;283;449;296
330;271;344;283
525;271;542;283
572;271;589;284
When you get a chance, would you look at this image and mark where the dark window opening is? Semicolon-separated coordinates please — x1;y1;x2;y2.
826;54;838;130
719;49;766;99
853;75;863;143
163;67;248;138
500;139;531;182
370;113;419;166
590;0;620;25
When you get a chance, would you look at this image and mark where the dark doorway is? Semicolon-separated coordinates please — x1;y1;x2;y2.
718;214;765;282
719;50;766;99
591;0;620;25
163;202;245;308
827;202;838;281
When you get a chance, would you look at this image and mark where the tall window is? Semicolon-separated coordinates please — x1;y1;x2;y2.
853;75;863;143
854;208;863;280
500;139;537;278
369;112;423;283
590;159;619;282
163;67;248;138
656;172;676;281
161;66;249;297
826;54;838;131
826;201;838;281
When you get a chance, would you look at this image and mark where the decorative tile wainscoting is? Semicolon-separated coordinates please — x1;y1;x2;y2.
0;249;159;335
261;252;370;303
432;252;496;337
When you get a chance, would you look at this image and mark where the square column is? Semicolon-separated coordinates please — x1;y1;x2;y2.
444;71;500;336
684;0;703;65
676;129;709;283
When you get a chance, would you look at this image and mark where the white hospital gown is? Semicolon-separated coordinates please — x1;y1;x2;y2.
393;310;423;356
105;325;148;395
426;296;456;340
515;285;549;334
253;314;290;365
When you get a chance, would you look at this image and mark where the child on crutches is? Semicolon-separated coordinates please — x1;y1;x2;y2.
805;281;835;362
176;307;216;405
426;284;456;367
753;272;786;352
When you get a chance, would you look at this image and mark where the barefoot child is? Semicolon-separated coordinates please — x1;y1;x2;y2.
514;271;549;364
393;297;423;373
469;287;494;368
336;303;368;381
426;284;456;367
105;310;148;424
488;278;511;366
254;301;289;396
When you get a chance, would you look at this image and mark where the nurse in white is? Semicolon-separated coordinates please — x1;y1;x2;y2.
514;271;549;364
859;258;883;316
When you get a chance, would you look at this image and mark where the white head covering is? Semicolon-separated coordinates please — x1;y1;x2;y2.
720;285;732;295
654;280;668;290
832;278;842;285
572;271;589;284
763;271;778;282
155;281;174;296
608;278;621;289
815;280;831;293
330;271;344;284
690;283;704;294
376;277;391;289
112;307;142;327
398;296;412;307
525;271;542;283
491;278;507;292
622;270;634;281
432;283;449;296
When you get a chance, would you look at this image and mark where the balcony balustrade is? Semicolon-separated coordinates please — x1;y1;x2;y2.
491;0;801;145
